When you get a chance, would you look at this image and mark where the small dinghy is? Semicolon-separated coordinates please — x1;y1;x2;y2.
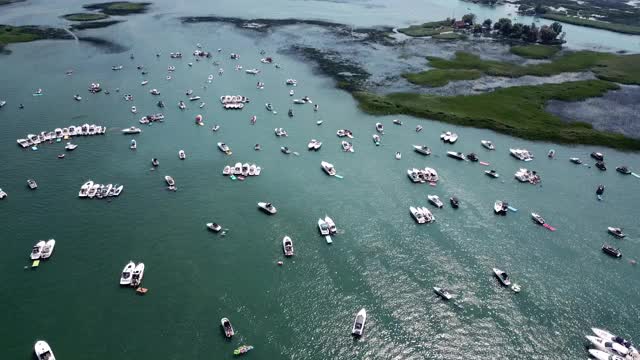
207;223;222;232
221;318;234;338
351;308;367;336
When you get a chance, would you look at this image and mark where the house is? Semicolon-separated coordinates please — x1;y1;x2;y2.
453;20;467;29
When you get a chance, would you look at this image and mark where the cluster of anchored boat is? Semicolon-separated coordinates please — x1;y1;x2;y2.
139;113;165;124
222;163;262;177
119;261;146;289
409;206;435;224
440;131;459;143
16;124;106;149
78;181;124;199
317;215;337;244
30;239;56;261
585;327;638;360
220;95;249;109
407;167;439;184
514;168;541;184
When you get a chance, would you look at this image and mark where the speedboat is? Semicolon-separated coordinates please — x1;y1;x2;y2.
221;318;234;338
428;195;444;208
318;218;330;235
595;161;607;171
393;119;402;125
375;123;384;134
410;206;426;224
258;202;277;215
608;227;626;238
151;89;161;96
591;328;637;353
122;127;142;134
141;80;148;86
245;68;260;74
30;240;46;260
283;236;294;256
485;169;499;178
164;175;175;186
450;197;459;208
481;140;495;150
131;262;145;287
493;268;511;286
78;180;93;197
447;151;465;160
265;103;274;112
289;89;294;96
433;287;453;300
395;152;401;160
596;184;605;196
602;244;622;258
27;179;38;190
254;144;261;151
293;99;306;104
233;345;254;356
569;157;582;164
41;239;56;259
281;146;291;154
217;142;232;155
510;148;534;161
130;139;137;150
212;125;220;132
34;340;56;360
288;109;294;117
466;153;479;162
112;65;123;71
586;335;628;356
548;149;555;158
591;152;605;161
120;261;135;285
407;169;422;183
87;183;100;198
420;206;435;223
178;150;186;160
199;102;206;108
448;133;459;143
113;185;124;196
222;166;231;175
325;216;337;234
531;212;545;225
372;134;381;146
0;188;6;199
131;106;137;113
321;161;336;176
286;79;297;85
152;158;159;167
207;223;222;232
0;100;6;107
494;200;508;215
233;163;242;175
341;141;354;152
74;94;82;101
351;308;367;336
178;101;186;110
186;89;193;96
588;349;625;360
413;145;431;156
616;165;631;174
416;125;423;132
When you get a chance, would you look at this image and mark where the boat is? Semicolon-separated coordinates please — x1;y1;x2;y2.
254;144;261;151
152;158;159;167
466;153;479;162
255;166;262;175
131;262;145;287
288;109;294;117
447;151;465;160
122;127;142;134
428;195;444;208
415;125;423;132
493;268;511;286
39;239;56;259
286;79;297;85
591;152;605;161
112;65;123;70
307;139;322;151
217;142;232;155
120;261;135;285
410;206;426;224
548;149;555;158
233;345;254;356
281;146;291;154
591;328;637;353
189;96;201;101
448;133;459;143
249;164;257;175
283;236;294;256
30;240;46;260
375;123;384;134
141;80;148;86
510;148;534;161
245;68;260;74
588;349;625;360
164;175;175;186
265;103;273;112
514;168;541;184
233;163;242;175
595;161;607;171
372;134;381;146
212;125;220;132
113;185;124;196
351;308;367;336
87;183;99;198
494;200;508;215
602;244;622;258
151;89;161;96
258;202;277;215
395;152;401;160
596;184;605;196
0;188;6;199
74;94;82;101
433;287;453;300
586;335;629;356
0;100;6;107
178;150;186;160
485;169;499;178
78;180;93;197
221;318;234;338
178;101;186;110
450;197;459;208
130;139;137;150
321;161;336;176
481;140;495;150
293;99;306;104
34;340;56;360
318;218;330;235
616;166;631;174
531;212;545;225
207;223;222;232
608;227;626;238
393;119;402;125
413;145;431;156
569;157;582;164
131;106;137;113
325;216;337;234
341;141;354;152
199;102;206;108
27;179;38;190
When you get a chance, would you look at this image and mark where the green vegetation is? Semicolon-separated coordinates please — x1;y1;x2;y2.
354;80;640;150
432;32;466;40
541;13;640;35
403;69;482;87
62;13;110;21
397;20;452;37
83;1;151;15
70;20;123;30
510;44;560;59
0;25;71;46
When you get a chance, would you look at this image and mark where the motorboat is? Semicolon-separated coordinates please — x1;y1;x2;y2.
34;340;56;360
222;166;232;175
447;151;465;161
375;122;384;134
393;119;402;125
466;153;479;162
113;185;123;196
293;99;306;104
569;157;582;164
233;345;254;356
87;183;100;198
510;148;534;161
595;161;607;171
254;144;261;151
274;128;287;137
30;240;46;260
120;261;135;285
122;127;142;134
131;262;145;287
440;131;451;141
178;101;186;110
27;179;38;190
178;150;186;160
301;96;312;103
410;206;426;224
591;152;605;161
428;195;444;208
112;65;123;70
283;236;294;256
415;125;423;132
433;287;453;300
258;202;277;215
265;103;274;112
211;125;220;132
0;188;6;199
420;206;435;223
318;218;330;235
78;180;93;197
281;146;291;154
586;335;628;356
596;184;605;196
602;244;622;258
588;349;625;360
493;268;511;286
289;89;294;96
199;102;206;108
221;318;234;338
341;141;354;152
485;169;499;178
74;94;82;101
608;227;626;238
407;169;423;183
531;212;545;225
321;161;336;176
450;197;459;208
591;328;637;353
413;145;431;156
481;140;495;150
233;163;242;175
0;100;6;107
207;223;222;232
255;166;262;175
372;134;381;146
616;165;631;174
164;175;175;186
249;164;257;175
395;152;401;160
494;200;508;215
548;149;555;158
217;142;232;155
288;109;294;117
131;106;137;114
325;216;337;234
514;168;541;184
448;133;459;143
150;89;161;95
130;139;137;150
152;158;159;167
141;80;148;86
245;68;260;74
351;308;367;336
286;79;297;85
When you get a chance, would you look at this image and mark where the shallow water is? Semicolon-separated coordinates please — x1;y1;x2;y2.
1;2;640;360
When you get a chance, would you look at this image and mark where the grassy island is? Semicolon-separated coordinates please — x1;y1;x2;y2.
509;44;560;59
541;13;640;36
0;25;72;46
403;69;482;87
83;1;151;15
397;20;452;37
62;13;110;21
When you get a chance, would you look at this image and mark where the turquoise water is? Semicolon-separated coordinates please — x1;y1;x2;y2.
1;1;640;359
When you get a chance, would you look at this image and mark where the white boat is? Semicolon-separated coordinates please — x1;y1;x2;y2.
150;88;160;95
112;65;123;70
591;328;637;354
448;133;458;143
293;99;306;104
289;89;294;96
122;127;142;134
78;180;93;197
510;148;534;161
351;308;367;336
321;161;336;176
420;206;435;223
407;169;422;183
34;340;56;360
265;103;274;112
588;349;625;360
206;222;222;232
207;74;214;82
178;150;186;160
217;142;232;154
87;183;100;198
233;162;242;175
223;166;231;175
131;106;137;113
325;216;337;234
30;240;46;260
393;119;402;125
607;227;626;238
341;141;354;152
245;68;260;74
113;185;124;196
74;94;82;101
447;151;465;160
586;335;629;357
481;140;495;150
493;268;511;286
286;79;297;85
395;152;401;160
440;131;451;142
131;262;145;287
318;218;330;235
164;175;175;186
221;318;234;338
130;139;137;150
413;145;431;156
178;101;186;110
141;80;148;86
258;202;277;214
120;261;136;286
199;102;206;108
410;206;426;224
494;200;508;215
255;166;262;175
372;134;381;146
433;287;453;300
189;96;201;101
27;179;38;190
283;236;294;256
428;195;444;208
308;139;322;150
375;123;384;134
0;188;6;199
41;239;56;259
416;125;423;132
0;100;6;107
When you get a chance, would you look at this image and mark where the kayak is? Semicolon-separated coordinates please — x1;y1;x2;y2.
234;345;254;356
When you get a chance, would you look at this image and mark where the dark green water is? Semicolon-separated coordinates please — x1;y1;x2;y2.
1;1;640;359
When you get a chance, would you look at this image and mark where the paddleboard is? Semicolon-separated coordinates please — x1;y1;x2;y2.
632;172;640;178
479;161;490;166
32;93;43;96
31;260;40;268
325;235;333;244
334;174;343;179
543;224;556;231
507;206;518;212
